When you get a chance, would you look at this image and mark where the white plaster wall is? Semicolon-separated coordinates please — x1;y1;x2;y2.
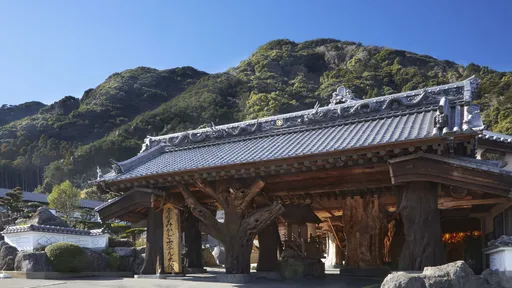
3;231;108;251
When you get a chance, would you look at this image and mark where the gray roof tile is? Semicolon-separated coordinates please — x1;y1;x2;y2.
99;77;484;183
1;224;107;235
479;130;512;144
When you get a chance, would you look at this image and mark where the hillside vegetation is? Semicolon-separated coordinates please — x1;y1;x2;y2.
0;39;510;195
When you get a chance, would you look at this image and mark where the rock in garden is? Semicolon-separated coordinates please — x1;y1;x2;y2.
14;252;52;272
83;248;109;272
381;272;427;288
0;243;18;271
481;269;512;288
113;247;135;257
0;241;8;251
422;261;478;288
25;207;69;228
131;247;145;274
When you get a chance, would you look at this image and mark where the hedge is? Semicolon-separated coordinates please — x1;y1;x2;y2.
45;242;88;272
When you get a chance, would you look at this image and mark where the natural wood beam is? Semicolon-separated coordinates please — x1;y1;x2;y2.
178;184;223;240
439;197;512;209
193;179;226;207
242;179;265;210
327;218;342;249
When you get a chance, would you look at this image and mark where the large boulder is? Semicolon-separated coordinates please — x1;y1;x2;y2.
14;252;52;272
212;246;225;265
0;241;9;251
25;207;69;228
381;261;482;288
0;243;18;271
131;247;145;274
83;248;109;272
422;261;479;288
113;247;134;257
380;272;426;288
112;247;135;272
481;269;512;288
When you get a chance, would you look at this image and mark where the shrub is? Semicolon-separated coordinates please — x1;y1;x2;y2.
108;237;134;247
135;237;146;248
45;242;88;272
102;248;120;270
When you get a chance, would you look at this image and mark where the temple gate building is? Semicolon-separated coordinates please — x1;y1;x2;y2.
94;76;512;277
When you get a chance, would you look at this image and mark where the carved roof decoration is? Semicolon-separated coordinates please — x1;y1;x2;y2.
97;77;484;182
1;224;107;236
137;76;480;153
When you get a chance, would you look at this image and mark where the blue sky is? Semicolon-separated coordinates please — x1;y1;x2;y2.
0;0;510;105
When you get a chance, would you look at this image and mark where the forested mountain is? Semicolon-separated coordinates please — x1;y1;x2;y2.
1;39;511;195
0;102;47;127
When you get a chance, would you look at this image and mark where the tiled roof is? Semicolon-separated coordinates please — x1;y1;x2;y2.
0;189;104;209
479;130;512;144
99;77;483;183
1;224;107;235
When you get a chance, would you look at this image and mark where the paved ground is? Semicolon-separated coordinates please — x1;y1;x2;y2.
0;268;382;288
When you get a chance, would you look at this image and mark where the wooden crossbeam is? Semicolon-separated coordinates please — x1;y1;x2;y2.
327;218;342;249
438;197;511;209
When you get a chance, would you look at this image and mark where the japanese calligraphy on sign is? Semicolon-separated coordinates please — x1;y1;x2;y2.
163;203;182;274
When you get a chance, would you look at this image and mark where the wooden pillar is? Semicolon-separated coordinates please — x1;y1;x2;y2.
178;178;284;274
183;208;203;270
398;181;446;270
341;195;386;268
256;220;280;272
141;200;164;275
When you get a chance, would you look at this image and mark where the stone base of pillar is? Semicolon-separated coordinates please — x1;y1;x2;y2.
339;267;391;279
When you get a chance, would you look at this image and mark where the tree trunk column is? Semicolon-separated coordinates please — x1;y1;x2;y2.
341;195;386;268
256;220;280;272
178;179;284;275
183;209;204;270
398;181;445;270
141;204;164;275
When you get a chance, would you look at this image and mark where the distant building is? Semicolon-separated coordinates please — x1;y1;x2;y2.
0;188;104;222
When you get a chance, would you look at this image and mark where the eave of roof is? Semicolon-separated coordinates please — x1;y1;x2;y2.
479;130;512;145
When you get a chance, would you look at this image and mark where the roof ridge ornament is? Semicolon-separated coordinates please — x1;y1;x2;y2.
329;86;361;106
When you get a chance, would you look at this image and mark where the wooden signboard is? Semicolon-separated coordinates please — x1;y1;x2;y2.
162;203;182;274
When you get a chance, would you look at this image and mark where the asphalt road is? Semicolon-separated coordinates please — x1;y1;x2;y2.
0;275;381;288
